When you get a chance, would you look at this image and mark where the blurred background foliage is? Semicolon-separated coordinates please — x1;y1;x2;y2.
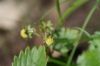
0;0;100;66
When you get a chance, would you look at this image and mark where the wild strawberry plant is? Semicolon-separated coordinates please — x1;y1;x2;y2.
12;0;100;66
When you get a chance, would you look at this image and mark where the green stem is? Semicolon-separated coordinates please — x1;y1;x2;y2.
40;0;88;27
66;2;97;66
49;57;66;66
56;0;63;26
76;27;91;38
59;0;88;27
40;0;67;21
56;0;62;18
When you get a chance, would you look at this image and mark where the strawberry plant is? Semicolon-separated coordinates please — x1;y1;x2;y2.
12;0;100;66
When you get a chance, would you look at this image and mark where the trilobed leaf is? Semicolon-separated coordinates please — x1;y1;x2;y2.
12;46;47;66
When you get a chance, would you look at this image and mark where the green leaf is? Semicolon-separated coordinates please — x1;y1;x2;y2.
12;46;47;66
53;28;79;54
77;50;100;66
77;31;100;66
89;31;100;50
54;28;79;44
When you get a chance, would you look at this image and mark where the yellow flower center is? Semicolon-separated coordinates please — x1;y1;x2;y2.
20;29;28;39
45;36;54;46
